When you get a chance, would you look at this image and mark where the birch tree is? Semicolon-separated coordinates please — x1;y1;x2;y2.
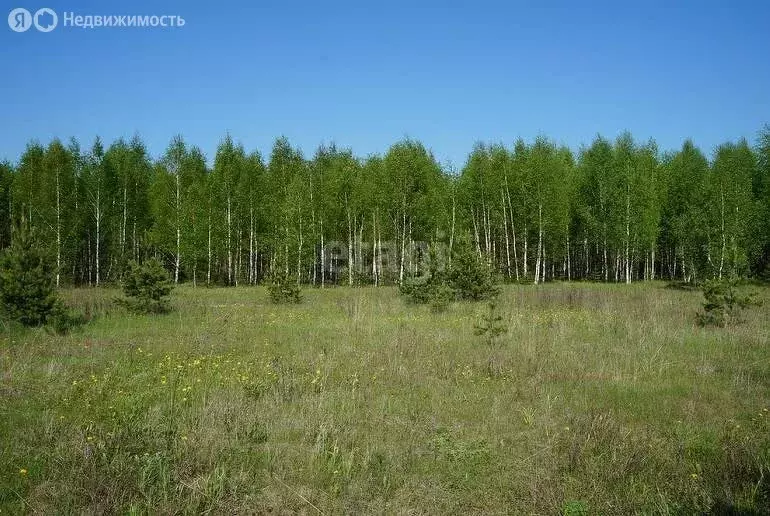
13;143;45;234
660;140;709;282
749;126;770;277
42;140;76;286
82;138;109;285
707;141;756;278
3;129;770;286
212;135;245;285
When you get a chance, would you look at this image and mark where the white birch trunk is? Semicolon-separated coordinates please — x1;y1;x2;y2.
399;204;406;283
504;178;519;280
449;193;455;269
534;204;542;284
347;204;354;286
625;184;631;284
206;208;211;285
719;184;725;279
226;195;232;285
249;207;254;285
175;171;180;284
298;215;304;285
502;191;511;278
372;211;378;286
523;227;528;279
472;210;482;258
55;164;61;287
651;247;656;280
122;182;127;261
95;188;101;286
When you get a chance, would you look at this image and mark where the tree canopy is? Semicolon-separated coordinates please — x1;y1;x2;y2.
2;127;769;286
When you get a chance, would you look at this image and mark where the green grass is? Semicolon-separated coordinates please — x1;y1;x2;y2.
1;283;769;514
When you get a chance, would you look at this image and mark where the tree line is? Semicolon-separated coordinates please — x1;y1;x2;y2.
1;127;768;287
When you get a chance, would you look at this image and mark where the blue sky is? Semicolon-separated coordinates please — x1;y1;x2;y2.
2;0;769;167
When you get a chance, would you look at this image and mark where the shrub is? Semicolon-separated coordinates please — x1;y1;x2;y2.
474;297;508;346
399;238;500;308
399;276;434;304
267;271;302;304
399;276;455;309
429;283;455;313
351;269;374;287
400;244;456;310
447;236;499;301
116;258;174;314
0;231;60;326
697;278;759;327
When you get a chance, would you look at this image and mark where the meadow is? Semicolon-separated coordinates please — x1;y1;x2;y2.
1;283;769;514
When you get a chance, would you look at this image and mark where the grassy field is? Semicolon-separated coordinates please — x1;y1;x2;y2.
1;283;769;514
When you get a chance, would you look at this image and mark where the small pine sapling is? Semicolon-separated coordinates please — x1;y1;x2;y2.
116;258;174;314
267;270;302;304
697;278;759;327
474;297;508;346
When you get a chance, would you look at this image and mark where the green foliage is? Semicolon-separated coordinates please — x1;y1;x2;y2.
399;276;454;310
0;161;14;249
474;297;508;345
117;258;174;314
400;240;500;308
429;283;455;313
697;278;759;327
0;231;60;326
48;303;88;335
706;142;756;278
267;271;302;304
448;237;499;301
562;500;589;516
660;141;710;281
400;245;456;310
149;136;210;284
4;128;770;287
399;276;434;304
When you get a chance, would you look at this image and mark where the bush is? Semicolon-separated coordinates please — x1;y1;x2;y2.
116;258;174;314
429;283;455;313
400;244;456;310
697;278;759;327
400;276;455;312
399;276;435;304
399;238;500;309
474;297;508;346
0;231;60;326
447;237;499;301
267;271;302;304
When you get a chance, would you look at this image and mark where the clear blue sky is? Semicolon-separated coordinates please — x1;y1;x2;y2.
2;0;769;167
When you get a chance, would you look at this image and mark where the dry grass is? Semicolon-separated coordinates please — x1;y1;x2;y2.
1;283;769;514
